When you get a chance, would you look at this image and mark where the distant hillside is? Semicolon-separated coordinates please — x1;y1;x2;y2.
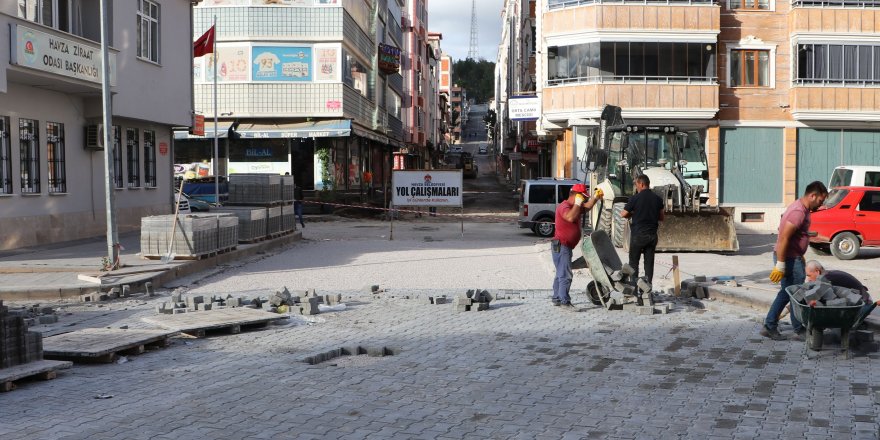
452;59;495;104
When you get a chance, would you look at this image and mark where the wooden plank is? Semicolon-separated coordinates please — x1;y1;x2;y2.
672;255;681;297
43;328;180;361
141;308;282;337
0;360;72;391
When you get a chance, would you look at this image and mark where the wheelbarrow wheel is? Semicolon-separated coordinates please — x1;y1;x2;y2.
587;281;609;306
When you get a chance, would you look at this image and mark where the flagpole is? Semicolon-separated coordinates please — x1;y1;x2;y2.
213;15;219;206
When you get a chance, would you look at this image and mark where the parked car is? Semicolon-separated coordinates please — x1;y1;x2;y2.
517;178;585;237
478;145;487;154
829;165;880;188
809;186;880;260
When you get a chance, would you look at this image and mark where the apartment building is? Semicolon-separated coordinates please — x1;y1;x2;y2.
536;0;880;232
0;0;192;250
437;51;452;150
496;0;541;182
426;32;448;160
180;0;407;196
399;0;433;169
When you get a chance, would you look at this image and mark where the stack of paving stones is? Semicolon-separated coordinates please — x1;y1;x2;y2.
227;173;282;205
679;275;718;300
213;207;268;243
607;264;655;313
266;206;283;235
280;204;296;232
0;300;44;369
140;214;218;258
452;289;493;313
81;283;152;303
189;213;239;252
789;280;864;307
280;175;294;202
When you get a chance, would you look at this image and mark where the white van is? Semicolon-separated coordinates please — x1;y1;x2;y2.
517;178;584;237
829;166;880;188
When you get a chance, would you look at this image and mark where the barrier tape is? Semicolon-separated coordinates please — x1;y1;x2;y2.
301;199;702;280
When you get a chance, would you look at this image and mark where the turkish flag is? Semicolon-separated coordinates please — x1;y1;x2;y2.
193;26;215;58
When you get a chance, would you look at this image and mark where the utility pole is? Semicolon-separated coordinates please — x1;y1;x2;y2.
99;0;118;269
467;0;479;60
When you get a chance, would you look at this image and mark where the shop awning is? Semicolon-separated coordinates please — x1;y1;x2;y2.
175;119;351;140
351;124;389;145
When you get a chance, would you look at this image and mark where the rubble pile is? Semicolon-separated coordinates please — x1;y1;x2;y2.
790;281;864;307
0;300;44;369
452;289;493;313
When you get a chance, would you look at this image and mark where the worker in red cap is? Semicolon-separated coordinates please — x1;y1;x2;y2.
552;183;603;309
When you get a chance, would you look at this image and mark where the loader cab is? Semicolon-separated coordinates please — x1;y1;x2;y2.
677;131;710;190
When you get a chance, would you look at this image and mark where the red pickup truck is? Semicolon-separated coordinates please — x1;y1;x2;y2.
809;186;880;260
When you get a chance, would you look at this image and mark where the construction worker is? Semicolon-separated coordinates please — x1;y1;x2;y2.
551;184;603;309
761;181;828;341
621;174;664;288
805;260;875;319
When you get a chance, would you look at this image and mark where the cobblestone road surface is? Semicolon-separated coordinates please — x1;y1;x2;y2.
2;220;879;440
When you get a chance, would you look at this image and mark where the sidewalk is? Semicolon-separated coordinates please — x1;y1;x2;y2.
0;230;301;300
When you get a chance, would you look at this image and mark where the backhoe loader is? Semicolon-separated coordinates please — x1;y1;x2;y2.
584;105;739;252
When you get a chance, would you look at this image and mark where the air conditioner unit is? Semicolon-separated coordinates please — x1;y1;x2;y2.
84;124;104;150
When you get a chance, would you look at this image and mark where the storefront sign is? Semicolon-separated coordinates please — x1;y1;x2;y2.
159;142;169;156
191;115;205;136
392;170;463;207
252;46;312;82
11;24;116;86
508;95;540;122
378;43;401;74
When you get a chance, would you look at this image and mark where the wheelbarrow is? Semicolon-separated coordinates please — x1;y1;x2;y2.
786;286;871;359
582;230;649;309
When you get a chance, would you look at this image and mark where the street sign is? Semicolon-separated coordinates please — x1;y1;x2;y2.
392;170;463;207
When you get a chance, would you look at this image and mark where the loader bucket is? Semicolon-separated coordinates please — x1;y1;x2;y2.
656;207;739;252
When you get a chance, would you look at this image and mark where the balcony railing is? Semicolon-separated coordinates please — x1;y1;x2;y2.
548;75;717;87
792;0;880;6
548;0;716;9
794;78;880;86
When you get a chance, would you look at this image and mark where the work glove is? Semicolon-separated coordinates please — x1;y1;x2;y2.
594;188;604;199
769;261;785;283
574;193;587;206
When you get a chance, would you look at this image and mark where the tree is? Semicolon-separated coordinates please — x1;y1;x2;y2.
452;58;495;103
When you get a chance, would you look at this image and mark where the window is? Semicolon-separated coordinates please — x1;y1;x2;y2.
0;117;11;194
729;0;770;9
126;128;140;188
143;130;157;188
19;119;40;194
859;191;880;212
137;0;160;63
46;122;66;193
729;49;770;87
17;0;79;33
528;184;555;204
547;42;716;84
797;43;880;85
866;172;880;187
112;126;123;189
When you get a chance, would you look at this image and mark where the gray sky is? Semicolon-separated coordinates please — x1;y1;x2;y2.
428;0;504;63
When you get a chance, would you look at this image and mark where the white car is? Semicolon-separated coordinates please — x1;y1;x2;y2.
478;145;487;154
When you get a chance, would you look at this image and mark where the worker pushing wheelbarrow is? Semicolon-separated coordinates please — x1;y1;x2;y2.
786;284;877;359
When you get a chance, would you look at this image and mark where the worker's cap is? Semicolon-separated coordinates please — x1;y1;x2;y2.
571;183;587;194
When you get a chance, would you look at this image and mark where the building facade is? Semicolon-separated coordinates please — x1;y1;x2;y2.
535;0;880;232
0;0;191;250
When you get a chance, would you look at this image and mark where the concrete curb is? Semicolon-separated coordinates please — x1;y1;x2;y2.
0;232;302;301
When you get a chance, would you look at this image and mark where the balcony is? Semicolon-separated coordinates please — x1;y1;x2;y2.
544;80;719;120
790;7;880;35
543;2;720;39
791;86;880;121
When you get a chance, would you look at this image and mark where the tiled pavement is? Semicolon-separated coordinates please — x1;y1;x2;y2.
1;289;878;439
